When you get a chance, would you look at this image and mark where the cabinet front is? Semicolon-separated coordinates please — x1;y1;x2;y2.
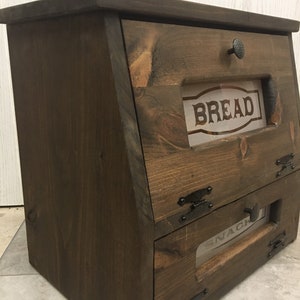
122;20;300;234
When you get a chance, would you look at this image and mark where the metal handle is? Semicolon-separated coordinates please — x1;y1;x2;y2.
227;38;245;59
244;203;259;222
178;186;212;206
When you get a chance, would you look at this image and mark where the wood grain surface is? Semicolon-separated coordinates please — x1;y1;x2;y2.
123;20;300;236
1;2;299;300
0;0;298;35
7;11;153;300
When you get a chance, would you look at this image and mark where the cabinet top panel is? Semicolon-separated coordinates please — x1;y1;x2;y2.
0;0;299;34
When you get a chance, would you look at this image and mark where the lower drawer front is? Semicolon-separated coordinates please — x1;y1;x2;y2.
154;171;300;300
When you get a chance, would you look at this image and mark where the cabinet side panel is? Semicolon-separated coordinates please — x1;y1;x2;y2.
7;12;152;300
104;13;155;299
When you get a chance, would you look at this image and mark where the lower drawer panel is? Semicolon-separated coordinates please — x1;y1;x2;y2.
154;171;300;300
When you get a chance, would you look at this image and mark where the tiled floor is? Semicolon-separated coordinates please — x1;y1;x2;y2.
0;207;66;299
0;207;24;257
0;207;299;299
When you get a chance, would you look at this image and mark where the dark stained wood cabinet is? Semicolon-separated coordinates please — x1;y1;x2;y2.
0;1;300;299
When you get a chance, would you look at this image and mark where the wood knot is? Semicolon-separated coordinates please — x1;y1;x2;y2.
240;137;248;159
290;121;295;145
26;209;37;223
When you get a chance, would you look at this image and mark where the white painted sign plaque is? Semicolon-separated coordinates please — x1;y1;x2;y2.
182;80;266;146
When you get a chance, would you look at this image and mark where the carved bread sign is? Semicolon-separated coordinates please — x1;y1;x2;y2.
182;80;266;146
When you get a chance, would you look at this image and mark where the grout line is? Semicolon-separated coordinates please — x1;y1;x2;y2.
0;273;39;278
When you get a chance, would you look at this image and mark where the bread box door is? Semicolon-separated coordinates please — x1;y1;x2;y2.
122;19;300;233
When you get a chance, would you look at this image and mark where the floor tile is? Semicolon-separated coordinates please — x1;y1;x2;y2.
221;225;300;299
0;222;37;276
0;207;24;257
0;222;66;299
0;275;66;300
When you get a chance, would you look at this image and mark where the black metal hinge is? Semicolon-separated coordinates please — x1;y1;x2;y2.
191;288;209;300
178;186;213;223
276;153;295;177
268;231;286;258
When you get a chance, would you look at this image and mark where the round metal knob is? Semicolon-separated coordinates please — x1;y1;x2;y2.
227;38;245;59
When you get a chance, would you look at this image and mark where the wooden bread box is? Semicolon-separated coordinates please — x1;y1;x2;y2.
1;1;300;299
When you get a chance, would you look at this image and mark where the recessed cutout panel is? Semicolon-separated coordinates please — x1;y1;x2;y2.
196;206;269;267
182;80;266;146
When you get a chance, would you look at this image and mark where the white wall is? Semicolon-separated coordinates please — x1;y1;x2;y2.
0;0;39;206
0;0;299;206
